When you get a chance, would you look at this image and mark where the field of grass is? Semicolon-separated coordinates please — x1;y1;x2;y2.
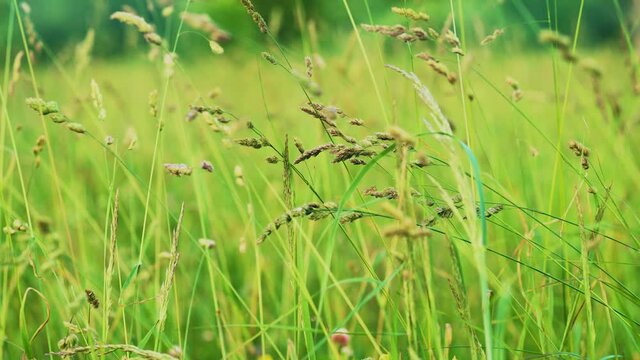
2;1;640;359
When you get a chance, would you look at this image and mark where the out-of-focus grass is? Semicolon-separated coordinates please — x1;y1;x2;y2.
1;2;640;360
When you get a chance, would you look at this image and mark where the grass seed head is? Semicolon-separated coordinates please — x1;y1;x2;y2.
451;46;465;56
181;12;230;42
66;122;87;134
234;165;245;186
162;6;174;17
581;58;603;78
349;118;364;126
240;0;268;33
198;238;217;249
581;156;590;170
416;54;457;84
201;160;214;172
364;186;399;199
444;30;461;47
485;204;504;218
209;40;224;55
32;135;46;155
361;24;408;40
235;137;269;149
168;346;183;359
261;52;278;65
305;55;313;78
539;30;570;48
481;28;504;46
144;32;163;45
3;219;28;235
411;27;428;40
48;113;69;124
388;126;416;146
90;79;107;120
293;143;335;164
293;137;305;154
331;145;375;163
411;152;431;167
57;334;78;350
110;11;154;33
85;289;100;309
257;202;336;244
427;27;440;39
149;89;159;117
391;7;430;21
26;97;60;115
397;33;417;43
300;105;336;127
568;140;590;157
293;71;322;96
340;212;364;224
125;127;138;150
164;163;193;177
9;51;24;96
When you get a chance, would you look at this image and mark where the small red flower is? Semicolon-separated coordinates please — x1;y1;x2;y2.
331;328;350;347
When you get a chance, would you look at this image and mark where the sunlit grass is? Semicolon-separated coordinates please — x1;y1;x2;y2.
1;1;640;359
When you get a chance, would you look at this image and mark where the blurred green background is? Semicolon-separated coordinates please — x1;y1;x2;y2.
0;0;635;59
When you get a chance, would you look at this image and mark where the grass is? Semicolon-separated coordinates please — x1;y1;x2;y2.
1;0;640;359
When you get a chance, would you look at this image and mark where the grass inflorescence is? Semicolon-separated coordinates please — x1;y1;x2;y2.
1;1;640;360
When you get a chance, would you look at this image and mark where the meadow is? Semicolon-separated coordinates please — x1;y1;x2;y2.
1;0;640;359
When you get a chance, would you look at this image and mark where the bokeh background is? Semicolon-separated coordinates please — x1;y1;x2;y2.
0;0;637;59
